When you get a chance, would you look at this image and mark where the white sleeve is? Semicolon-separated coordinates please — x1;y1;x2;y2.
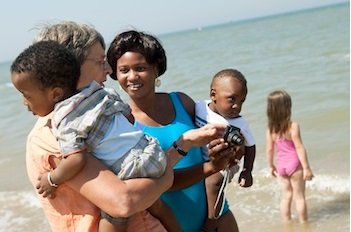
240;121;255;147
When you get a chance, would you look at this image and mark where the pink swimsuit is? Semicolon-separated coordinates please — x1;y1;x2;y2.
275;138;301;176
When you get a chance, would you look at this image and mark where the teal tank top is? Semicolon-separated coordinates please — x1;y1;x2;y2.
134;92;207;231
134;92;229;231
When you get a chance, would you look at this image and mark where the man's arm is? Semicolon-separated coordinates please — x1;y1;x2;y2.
55;155;173;218
53;123;226;217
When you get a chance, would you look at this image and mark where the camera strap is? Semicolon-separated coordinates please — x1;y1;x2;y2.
213;170;230;219
213;165;240;219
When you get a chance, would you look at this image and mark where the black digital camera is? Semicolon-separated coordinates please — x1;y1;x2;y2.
223;125;244;146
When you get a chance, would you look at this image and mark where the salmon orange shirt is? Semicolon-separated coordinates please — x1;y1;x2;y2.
26;114;166;232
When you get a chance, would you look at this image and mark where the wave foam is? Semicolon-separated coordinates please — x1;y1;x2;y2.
307;174;350;193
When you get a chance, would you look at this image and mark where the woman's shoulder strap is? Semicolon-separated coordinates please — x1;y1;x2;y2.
169;92;193;122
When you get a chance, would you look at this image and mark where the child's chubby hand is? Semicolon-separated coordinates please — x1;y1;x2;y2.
238;169;253;187
36;172;57;198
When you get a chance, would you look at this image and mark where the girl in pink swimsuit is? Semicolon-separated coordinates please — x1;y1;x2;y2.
265;90;314;224
275;138;301;176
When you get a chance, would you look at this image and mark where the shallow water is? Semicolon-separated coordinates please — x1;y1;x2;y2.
0;3;349;231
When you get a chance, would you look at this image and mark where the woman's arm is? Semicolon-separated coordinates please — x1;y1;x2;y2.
177;92;196;120
169;137;234;191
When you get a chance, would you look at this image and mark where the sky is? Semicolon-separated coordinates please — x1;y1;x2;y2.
1;0;348;62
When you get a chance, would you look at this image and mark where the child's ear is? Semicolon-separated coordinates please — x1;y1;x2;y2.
51;87;65;103
210;88;216;102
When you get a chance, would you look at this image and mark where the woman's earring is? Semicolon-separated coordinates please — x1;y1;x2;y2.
155;78;161;87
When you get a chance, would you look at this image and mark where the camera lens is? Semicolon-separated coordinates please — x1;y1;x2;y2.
229;133;243;145
223;125;244;145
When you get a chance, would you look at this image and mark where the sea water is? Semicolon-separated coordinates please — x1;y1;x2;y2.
0;3;349;231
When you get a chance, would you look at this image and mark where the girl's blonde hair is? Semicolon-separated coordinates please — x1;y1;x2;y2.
266;90;292;136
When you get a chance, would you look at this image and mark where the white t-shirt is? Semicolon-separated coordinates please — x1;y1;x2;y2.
195;100;255;147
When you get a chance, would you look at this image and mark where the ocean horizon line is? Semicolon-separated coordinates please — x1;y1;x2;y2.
0;1;349;64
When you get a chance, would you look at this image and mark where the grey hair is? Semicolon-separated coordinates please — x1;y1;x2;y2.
33;21;105;65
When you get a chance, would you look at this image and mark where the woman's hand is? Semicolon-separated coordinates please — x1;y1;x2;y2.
206;138;234;174
178;124;226;151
